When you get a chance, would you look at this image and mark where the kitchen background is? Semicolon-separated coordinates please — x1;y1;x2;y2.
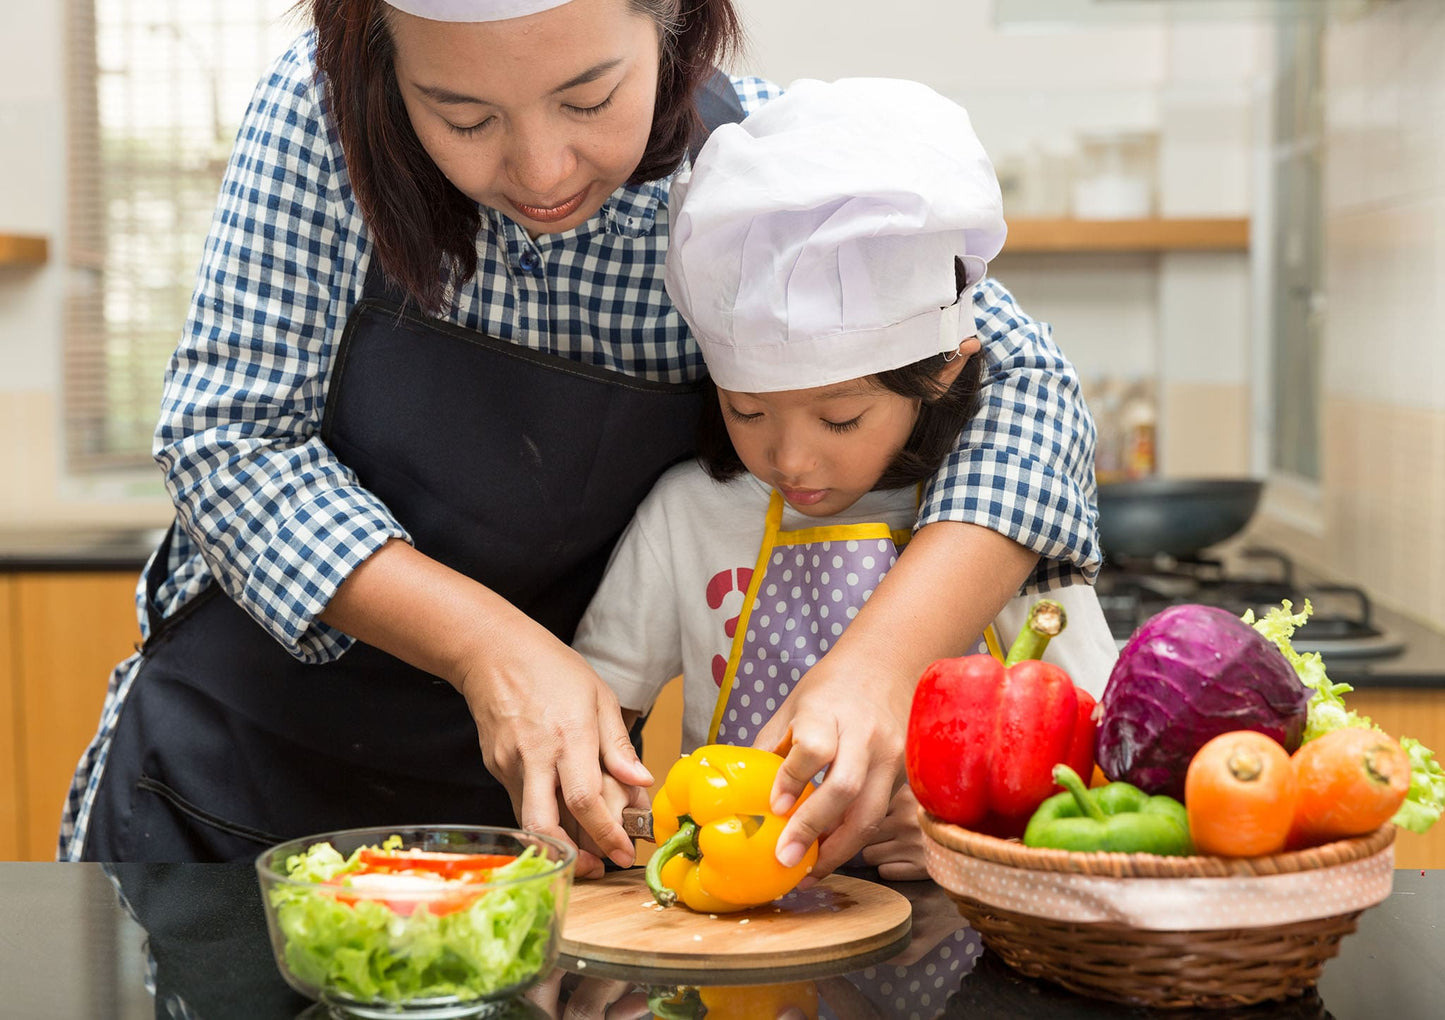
0;1;1441;865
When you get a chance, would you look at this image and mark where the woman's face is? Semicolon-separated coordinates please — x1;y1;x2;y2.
389;0;662;236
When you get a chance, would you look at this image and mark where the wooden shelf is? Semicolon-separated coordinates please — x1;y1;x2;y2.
1003;217;1249;254
0;234;49;267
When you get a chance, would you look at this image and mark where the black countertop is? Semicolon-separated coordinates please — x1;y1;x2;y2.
0;525;166;572
1;863;1440;1020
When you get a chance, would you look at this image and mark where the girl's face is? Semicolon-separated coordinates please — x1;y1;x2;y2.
389;0;661;236
717;383;921;519
717;342;978;517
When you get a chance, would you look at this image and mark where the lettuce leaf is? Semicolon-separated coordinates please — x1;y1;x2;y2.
1245;600;1442;833
269;839;559;1004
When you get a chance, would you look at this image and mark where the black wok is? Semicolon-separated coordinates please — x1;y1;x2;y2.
1097;478;1263;561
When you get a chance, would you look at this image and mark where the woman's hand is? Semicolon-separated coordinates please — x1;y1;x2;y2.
754;521;1038;877
321;539;652;877
458;620;651;878
859;784;929;881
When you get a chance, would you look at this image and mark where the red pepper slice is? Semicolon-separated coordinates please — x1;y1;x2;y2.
355;848;515;879
325;848;518;916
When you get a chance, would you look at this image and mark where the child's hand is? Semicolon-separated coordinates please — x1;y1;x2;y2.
754;644;914;879
754;520;1039;880
859;784;928;881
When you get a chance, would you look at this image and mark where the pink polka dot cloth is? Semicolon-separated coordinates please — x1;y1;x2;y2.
923;839;1395;930
717;538;899;746
717;537;989;747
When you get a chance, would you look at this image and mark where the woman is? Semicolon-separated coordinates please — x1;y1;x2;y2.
61;0;1101;873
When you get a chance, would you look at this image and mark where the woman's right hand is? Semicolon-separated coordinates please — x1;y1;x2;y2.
456;612;652;878
320;539;651;878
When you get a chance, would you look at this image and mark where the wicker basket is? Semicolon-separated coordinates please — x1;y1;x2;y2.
920;812;1396;1010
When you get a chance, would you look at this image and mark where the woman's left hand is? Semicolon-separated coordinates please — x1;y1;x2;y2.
860;784;929;881
754;520;1038;878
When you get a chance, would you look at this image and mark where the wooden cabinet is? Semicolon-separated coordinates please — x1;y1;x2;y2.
0;573;141;861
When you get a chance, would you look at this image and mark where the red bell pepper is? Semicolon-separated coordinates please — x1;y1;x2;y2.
905;600;1097;839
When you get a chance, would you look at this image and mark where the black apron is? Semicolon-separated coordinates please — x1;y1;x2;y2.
81;75;743;863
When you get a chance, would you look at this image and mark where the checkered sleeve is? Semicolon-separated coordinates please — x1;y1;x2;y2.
731;74;785;112
917;279;1103;594
153;36;408;663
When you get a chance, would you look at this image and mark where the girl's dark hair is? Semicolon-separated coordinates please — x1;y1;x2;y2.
698;260;988;490
309;0;742;312
697;350;985;490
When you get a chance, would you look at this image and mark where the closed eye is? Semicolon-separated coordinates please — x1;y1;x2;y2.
566;92;616;117
823;415;863;433
447;116;495;137
723;404;762;424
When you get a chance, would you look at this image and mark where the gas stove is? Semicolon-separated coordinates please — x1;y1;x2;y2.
1095;546;1406;660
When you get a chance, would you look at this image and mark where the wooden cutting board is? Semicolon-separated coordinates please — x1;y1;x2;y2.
558;869;912;973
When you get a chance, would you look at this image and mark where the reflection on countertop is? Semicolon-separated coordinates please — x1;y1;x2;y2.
0;862;1440;1020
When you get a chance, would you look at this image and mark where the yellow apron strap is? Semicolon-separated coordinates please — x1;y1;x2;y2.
708;491;785;743
983;623;1004;662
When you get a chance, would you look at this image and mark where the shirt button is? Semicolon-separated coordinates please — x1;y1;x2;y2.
518;249;541;272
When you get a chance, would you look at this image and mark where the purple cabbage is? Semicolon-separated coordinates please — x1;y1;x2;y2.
1095;604;1309;799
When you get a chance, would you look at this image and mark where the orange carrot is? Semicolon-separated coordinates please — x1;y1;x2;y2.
1185;731;1298;857
1288;727;1410;847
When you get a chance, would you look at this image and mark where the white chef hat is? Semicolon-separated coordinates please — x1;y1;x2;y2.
383;1;573;22
666;77;1007;394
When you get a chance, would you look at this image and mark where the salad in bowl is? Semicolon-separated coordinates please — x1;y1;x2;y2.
256;825;574;1018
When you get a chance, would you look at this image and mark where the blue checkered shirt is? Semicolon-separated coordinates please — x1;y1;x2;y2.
60;31;1099;858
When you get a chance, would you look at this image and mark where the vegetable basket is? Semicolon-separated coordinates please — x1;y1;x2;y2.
920;811;1396;1010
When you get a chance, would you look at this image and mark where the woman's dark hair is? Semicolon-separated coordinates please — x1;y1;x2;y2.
309;0;742;312
697;260;988;490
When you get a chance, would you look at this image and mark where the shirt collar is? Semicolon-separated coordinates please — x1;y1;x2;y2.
599;173;674;238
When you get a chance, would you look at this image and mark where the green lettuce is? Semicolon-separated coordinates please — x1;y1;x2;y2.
1244;600;1443;834
269;838;560;1004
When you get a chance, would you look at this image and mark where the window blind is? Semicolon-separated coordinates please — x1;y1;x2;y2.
64;0;299;472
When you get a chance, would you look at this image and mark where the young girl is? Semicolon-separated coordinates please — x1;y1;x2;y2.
573;77;1118;878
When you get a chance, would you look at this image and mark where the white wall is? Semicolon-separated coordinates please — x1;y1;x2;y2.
0;3;66;395
0;2;176;526
1250;0;1445;628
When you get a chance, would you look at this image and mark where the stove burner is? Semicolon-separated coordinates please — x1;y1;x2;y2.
1096;547;1405;660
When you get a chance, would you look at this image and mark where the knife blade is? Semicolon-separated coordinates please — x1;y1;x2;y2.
621;806;653;841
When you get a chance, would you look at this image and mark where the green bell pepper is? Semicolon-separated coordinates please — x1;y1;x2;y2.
1023;764;1193;855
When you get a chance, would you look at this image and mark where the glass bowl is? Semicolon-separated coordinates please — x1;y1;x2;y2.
256;825;575;1019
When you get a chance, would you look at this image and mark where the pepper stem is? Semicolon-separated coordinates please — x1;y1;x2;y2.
644;818;700;908
1003;599;1068;666
645;986;703;1020
1052;764;1107;823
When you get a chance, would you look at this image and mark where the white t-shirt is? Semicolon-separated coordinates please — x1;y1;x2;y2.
573;461;1118;753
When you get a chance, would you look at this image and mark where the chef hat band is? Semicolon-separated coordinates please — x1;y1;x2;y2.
665;78;1007;394
382;0;573;22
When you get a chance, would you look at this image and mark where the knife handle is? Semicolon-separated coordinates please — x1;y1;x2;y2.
621;806;653;840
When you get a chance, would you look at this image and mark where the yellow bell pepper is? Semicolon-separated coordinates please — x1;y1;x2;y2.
644;744;819;913
647;981;820;1019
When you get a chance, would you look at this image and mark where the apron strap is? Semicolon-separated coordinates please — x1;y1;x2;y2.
690;67;747;161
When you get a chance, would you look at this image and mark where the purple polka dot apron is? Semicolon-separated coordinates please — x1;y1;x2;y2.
709;490;1002;745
